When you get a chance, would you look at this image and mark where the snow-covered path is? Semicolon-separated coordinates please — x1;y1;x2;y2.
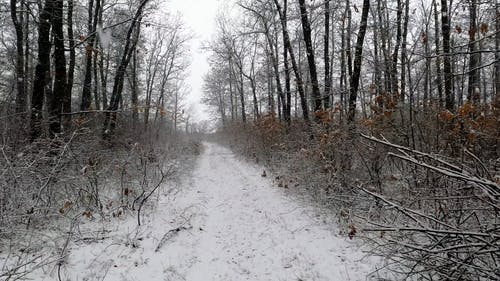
31;142;378;281
181;143;376;281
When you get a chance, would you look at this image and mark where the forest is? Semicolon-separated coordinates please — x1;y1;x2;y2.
0;0;499;280
202;0;499;279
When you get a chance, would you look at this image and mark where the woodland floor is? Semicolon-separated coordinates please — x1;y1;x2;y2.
13;143;383;281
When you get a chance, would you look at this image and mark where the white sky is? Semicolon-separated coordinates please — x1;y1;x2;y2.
163;0;224;122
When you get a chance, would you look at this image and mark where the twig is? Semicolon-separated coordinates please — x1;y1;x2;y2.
155;225;192;253
60;109;123;116
361;188;457;230
137;166;173;226
362;227;500;239
361;134;462;172
464;149;494;181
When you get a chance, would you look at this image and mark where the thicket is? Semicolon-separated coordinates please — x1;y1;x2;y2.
0;113;201;279
0;0;201;279
218;100;499;280
0;115;200;280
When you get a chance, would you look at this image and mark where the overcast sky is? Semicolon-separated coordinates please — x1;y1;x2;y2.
163;0;225;122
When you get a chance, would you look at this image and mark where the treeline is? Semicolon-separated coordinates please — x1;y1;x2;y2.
1;0;193;142
203;0;499;127
205;1;500;280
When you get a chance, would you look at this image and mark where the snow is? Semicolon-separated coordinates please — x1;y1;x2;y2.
7;143;381;280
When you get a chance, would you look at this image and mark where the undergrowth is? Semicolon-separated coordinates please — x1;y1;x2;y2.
216;101;500;280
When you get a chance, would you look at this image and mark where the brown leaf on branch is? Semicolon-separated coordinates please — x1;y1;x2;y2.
480;23;488;34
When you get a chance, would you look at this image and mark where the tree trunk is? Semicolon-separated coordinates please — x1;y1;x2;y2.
347;0;370;122
238;63;246;123
377;0;392;95
400;0;409;102
98;9;107;109
392;0;402;98
10;0;26;115
65;0;75;124
103;0;149;136
346;0;353;84
283;0;291;121
81;0;94;110
340;9;347;113
250;77;259;120
433;0;443;106
467;0;480;104
93;43;100;110
31;0;53;139
81;0;101;110
265;49;276;116
131;49;138;122
273;0;309;121
298;0;322;114
372;4;382;100
323;0;331;109
441;0;454;110
23;2;30;108
496;2;500;101
49;0;66;136
228;56;235;120
100;50;109;109
424;14;431;107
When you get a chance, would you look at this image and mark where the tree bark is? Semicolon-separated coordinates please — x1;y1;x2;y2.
323;0;331;109
298;0;322;114
467;0;480;103
433;0;443;106
377;0;392;95
10;0;26;115
238;61;246;123
93;42;100;110
65;0;75;125
273;0;309;121
340;8;347;111
131;49;139;122
283;0;291;121
496;3;500;101
400;0;409;102
441;0;454;110
103;0;149;136
81;0;94;110
49;0;67;136
392;0;403;98
347;0;370;122
31;0;53;139
100;50;109;109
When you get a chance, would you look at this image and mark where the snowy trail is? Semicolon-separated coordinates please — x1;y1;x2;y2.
182;143;376;281
30;142;378;281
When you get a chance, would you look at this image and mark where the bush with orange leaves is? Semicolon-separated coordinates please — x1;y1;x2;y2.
217;99;499;280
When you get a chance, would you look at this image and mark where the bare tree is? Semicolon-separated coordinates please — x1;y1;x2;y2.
103;0;150;136
31;0;54;139
49;0;66;135
10;0;26;115
298;0;322;114
441;0;454;110
467;0;480;103
347;0;370;122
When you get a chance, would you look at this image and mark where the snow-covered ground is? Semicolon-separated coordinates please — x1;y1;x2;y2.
8;143;383;281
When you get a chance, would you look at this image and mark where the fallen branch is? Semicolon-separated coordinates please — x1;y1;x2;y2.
155;225;192;253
